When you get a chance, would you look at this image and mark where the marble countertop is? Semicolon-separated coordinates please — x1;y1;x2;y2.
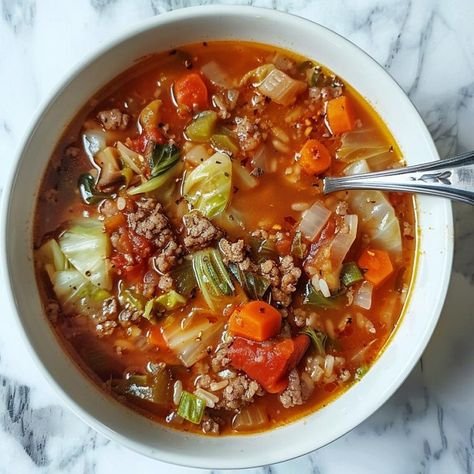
0;0;473;473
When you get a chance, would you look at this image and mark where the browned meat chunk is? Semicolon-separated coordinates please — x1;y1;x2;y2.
201;415;220;434
280;255;301;294
279;369;303;408
93;296;119;336
219;238;246;263
218;374;262;411
219;238;256;272
127;198;182;273
97;108;130;130
182;211;223;251
118;308;142;328
259;256;301;308
211;343;232;372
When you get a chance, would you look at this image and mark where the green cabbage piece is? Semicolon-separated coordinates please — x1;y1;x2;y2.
59;219;112;290
182;152;232;218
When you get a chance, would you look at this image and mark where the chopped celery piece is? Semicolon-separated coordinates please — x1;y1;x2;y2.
51;268;109;315
182;152;232;218
128;163;181;196
249;236;277;264
112;371;171;406
36;239;68;273
118;285;145;311
303;281;339;309
59;219;112;290
228;263;270;300
169;259;197;297
177;391;205;424
232;405;268;431
192;248;234;311
149;143;180;178
139;99;162;132
155;290;187;310
78;173;112;205
210;134;239;155
301;326;327;356
291;231;305;259
185;111;217;142
163;316;224;367
121;167;134;186
341;262;364;287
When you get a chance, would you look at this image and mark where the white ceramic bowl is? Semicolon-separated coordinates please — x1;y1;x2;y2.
1;5;453;469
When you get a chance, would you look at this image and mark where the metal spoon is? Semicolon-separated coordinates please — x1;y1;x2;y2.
322;151;474;205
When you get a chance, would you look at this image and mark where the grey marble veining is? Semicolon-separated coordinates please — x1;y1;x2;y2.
0;0;473;473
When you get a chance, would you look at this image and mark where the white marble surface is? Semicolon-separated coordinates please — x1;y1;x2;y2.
0;0;473;473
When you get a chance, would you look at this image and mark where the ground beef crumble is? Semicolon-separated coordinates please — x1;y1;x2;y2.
93;296;119;336
97;108;130;130
279;369;304;408
218;374;262;411
182;211;223;251
127;198;182;273
201;415;220;434
234;116;262;152
219;238;256;272
260;255;301;308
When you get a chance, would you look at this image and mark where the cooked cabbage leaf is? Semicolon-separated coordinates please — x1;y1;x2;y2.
345;160;402;256
182;152;232;218
59;219;112;290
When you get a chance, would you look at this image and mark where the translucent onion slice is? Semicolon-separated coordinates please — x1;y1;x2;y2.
298;201;332;241
353;280;374;310
201;61;234;88
257;68;307;106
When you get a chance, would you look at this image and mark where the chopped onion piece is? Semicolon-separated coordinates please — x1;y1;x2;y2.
354;281;373;310
251;144;271;173
201;61;234;88
298;201;332;241
232;405;268;432
329;214;358;274
83;129;106;160
117;141;144;174
257;68;307;106
184;144;212;165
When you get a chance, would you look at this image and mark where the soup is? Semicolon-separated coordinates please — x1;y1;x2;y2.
34;42;416;435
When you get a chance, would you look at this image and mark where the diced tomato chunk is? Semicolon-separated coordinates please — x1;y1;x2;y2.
228;335;310;393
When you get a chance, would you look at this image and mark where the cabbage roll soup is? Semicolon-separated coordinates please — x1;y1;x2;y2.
34;42;416;435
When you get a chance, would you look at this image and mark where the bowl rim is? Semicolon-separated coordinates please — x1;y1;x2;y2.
1;4;453;469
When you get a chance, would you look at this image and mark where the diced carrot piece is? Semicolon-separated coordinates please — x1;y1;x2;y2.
358;248;394;287
174;73;209;110
104;212;126;233
228;335;310;393
298;139;332;176
326;96;356;135
228;301;282;341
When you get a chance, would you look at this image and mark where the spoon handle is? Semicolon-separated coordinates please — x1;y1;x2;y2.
322;151;474;205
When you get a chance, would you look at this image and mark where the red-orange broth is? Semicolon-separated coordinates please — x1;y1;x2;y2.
34;42;416;435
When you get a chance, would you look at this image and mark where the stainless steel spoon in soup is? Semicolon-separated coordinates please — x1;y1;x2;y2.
323;151;474;205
